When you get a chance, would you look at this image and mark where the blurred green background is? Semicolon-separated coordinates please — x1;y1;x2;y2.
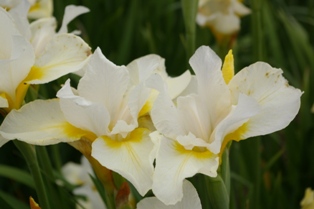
1;0;314;208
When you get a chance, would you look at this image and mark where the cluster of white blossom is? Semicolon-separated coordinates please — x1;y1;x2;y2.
0;1;302;208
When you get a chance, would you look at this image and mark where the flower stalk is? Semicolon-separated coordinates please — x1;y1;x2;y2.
14;141;51;209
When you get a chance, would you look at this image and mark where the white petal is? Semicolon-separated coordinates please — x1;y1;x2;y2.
58;5;89;34
78;48;131;123
127;54;165;85
189;46;231;125
177;76;198;97
57;80;110;136
177;94;211;141
228;62;302;139
152;137;218;205
91;128;154;196
25;33;91;84
177;132;210;150
137;180;201;209
209;93;260;153
151;91;186;139
30;17;57;56
0;99;85;145
0;93;8;108
128;82;150;120
6;0;31;39
0;35;34;102
167;70;191;99
0;7;20;57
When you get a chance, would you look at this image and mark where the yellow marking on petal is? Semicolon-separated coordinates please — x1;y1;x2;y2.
138;89;158;118
24;66;45;83
220;122;248;155
29;2;41;13
222;50;234;84
138;101;152;118
175;142;214;159
103;128;149;148
14;82;30;109
63;122;97;142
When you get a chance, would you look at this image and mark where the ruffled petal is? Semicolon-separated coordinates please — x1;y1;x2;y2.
91;128;154;196
127;54;165;85
77;48;131;125
57;80;110;137
0;99;88;145
152;137;218;205
189;46;231;125
151;90;186;139
228;62;302;139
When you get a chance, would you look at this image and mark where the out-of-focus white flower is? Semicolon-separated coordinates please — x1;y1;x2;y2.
62;156;106;209
149;46;302;205
301;188;314;209
137;180;201;209
197;0;250;36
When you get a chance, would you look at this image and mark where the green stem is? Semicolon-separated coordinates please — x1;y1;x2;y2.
14;141;51;209
181;0;198;71
221;147;230;196
205;175;229;209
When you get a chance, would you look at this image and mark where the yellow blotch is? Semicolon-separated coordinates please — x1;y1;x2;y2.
220;122;248;155
29;2;41;13
63;122;97;142
24;66;44;83
138;101;152;118
103;128;149;149
175;142;214;159
138;90;158;118
221;50;234;84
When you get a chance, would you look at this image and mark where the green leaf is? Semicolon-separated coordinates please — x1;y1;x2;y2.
0;164;34;188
